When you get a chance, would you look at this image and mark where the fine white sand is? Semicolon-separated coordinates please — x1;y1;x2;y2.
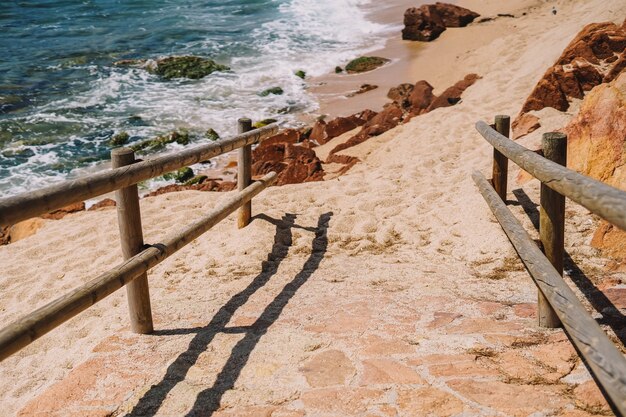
1;0;625;415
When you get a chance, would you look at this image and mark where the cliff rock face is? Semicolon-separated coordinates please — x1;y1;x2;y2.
402;3;479;42
565;72;626;259
518;21;626;117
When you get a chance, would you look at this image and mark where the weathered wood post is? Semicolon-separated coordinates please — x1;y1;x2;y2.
111;148;154;334
538;132;567;328
237;117;253;228
492;115;510;201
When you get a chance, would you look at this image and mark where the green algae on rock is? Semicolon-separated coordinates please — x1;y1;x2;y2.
205;128;220;141
253;118;278;129
184;175;208;186
258;87;284;97
295;70;306;79
345;56;390;73
163;167;194;183
131;130;190;153
146;56;229;80
110;131;130;146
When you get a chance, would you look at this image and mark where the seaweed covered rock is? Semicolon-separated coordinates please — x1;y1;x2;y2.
130;130;190;153
345;57;390;74
110;131;130;146
145;56;229;80
258;87;284;97
205;128;220;141
163;167;194;183
402;3;479;41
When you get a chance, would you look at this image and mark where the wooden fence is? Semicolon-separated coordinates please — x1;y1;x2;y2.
473;116;626;416
0;119;279;361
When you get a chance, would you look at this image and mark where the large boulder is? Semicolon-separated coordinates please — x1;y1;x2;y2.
565;72;626;259
309;117;359;145
402;3;479;41
518;21;626;117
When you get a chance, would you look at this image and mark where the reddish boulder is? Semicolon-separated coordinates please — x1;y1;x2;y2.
260;129;300;147
402;3;479;42
387;83;414;106
309;117;359;145
565;72;626;259
409;80;436;114
253;142;324;185
347;109;378;126
519;21;626;117
41;202;86;220
88;198;116;211
512;113;541;140
402;5;446;41
427;73;480;111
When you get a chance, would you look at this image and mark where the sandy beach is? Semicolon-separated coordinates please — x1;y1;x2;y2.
1;0;626;415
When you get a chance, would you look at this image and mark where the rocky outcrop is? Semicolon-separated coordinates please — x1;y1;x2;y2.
252;139;324;186
325;74;480;172
402;3;479;41
564;72;626;259
518;21;626;118
41;202;86;220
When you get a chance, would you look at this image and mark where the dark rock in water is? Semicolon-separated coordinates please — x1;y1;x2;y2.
127;115;145;126
131;130;190;153
110;131;130;146
163;167;194;183
145;56;229;80
335;66;344;73
402;3;479;41
253;118;278;129
113;59;147;67
345;56;390;73
295;70;306;79
1;148;35;159
259;87;284;97
205;128;220;141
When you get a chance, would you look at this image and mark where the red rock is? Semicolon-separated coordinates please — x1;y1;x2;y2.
397;387;466;416
573;380;612;415
408;80;435;114
41;202;86;220
252;142;324;186
402;3;479;42
347;109;378;126
387;83;414;106
427;73;481;111
518;21;626;117
360;359;424;385
512;113;541;140
565;73;626;259
309;116;359;145
88;198;116;211
259;129;300;146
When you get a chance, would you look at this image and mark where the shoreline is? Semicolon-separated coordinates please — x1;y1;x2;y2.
309;0;544;119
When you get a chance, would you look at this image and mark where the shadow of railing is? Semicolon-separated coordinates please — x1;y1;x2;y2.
512;188;626;346
125;211;332;417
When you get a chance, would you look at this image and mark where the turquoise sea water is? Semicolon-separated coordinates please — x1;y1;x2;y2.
0;0;392;195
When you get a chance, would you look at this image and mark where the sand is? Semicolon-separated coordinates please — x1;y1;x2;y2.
1;0;626;415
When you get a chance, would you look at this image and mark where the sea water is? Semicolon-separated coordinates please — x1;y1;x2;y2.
0;0;394;195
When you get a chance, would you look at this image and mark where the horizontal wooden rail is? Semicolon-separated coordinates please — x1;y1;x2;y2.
0;124;279;227
473;170;626;416
475;121;626;231
0;172;277;362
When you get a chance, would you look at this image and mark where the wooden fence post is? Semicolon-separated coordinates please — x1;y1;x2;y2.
111;148;154;334
492;115;510;201
237;118;253;228
538;132;567;328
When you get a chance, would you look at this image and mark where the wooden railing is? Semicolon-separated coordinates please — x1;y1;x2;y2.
473;116;626;416
0;119;279;361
